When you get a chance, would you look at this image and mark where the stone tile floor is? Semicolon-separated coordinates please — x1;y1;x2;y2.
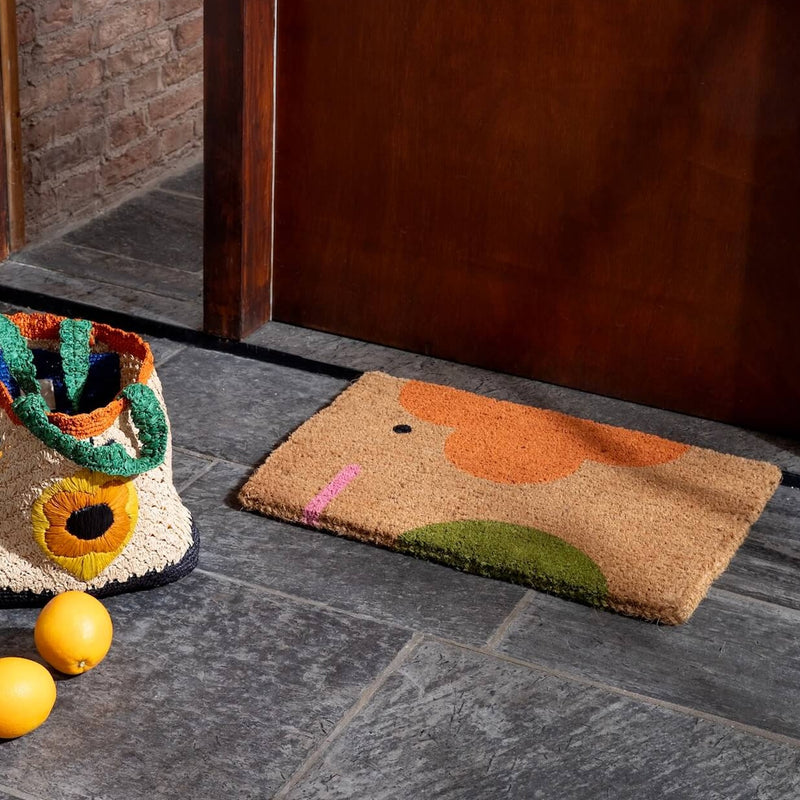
1;161;203;329
1;163;799;799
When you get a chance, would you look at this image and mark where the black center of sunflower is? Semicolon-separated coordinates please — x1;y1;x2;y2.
65;503;114;540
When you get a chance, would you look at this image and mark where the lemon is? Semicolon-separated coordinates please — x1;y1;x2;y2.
0;657;57;738
35;591;113;675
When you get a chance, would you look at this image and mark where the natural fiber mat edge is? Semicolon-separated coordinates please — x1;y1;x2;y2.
239;372;782;624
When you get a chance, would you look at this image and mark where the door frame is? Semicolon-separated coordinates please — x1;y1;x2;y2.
0;0;25;258
203;0;275;340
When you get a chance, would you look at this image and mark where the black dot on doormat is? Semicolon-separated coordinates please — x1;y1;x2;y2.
393;424;413;434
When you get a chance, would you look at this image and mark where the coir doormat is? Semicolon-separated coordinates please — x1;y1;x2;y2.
239;372;781;624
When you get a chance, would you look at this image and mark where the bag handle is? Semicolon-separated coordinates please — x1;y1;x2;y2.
59;318;93;413
0;316;167;477
0;315;39;394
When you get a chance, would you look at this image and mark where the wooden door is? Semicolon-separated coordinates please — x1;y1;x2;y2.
247;1;798;435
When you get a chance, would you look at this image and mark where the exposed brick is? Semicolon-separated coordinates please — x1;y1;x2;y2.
95;1;159;49
18;75;70;114
103;85;126;115
127;67;161;102
40;0;74;33
148;78;201;122
16;5;36;46
23;184;58;224
55;169;100;210
163;0;201;20
106;29;172;76
22;117;56;150
34;25;92;66
54;98;105;138
70;59;105;93
75;0;117;19
37;130;106;179
161;118;195;154
17;49;36;81
81;128;107;158
174;15;202;50
162;43;202;86
109;110;148;148
101;135;163;187
22;0;204;240
37;137;88;175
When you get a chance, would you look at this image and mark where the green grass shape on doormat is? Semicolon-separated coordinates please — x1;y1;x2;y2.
397;520;609;607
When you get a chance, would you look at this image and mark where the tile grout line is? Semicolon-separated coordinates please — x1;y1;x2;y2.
172;447;254;471
155;188;203;201
484;590;534;650
171;445;216;462
205;454;255;470
708;586;800;619
153;344;187;370
5;257;201;292
32;239;203;279
175;459;220;495
193;567;417;634
3;261;202;307
0;784;45;800
55;237;201;272
191;568;800;750
271;632;425;800
431;635;800;751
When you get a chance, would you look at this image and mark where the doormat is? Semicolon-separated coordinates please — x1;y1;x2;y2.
239;372;781;624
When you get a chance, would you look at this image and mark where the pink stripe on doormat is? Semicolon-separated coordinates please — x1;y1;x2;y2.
303;464;361;527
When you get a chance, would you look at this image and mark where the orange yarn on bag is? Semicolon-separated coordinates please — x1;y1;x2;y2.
0;313;154;439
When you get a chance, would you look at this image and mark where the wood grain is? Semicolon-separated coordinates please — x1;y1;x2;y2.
0;30;8;262
203;0;274;339
0;0;24;255
272;0;800;435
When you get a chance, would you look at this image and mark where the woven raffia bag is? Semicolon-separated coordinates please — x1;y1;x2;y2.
0;313;198;607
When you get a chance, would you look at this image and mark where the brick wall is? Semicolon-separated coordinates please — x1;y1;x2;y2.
16;0;203;242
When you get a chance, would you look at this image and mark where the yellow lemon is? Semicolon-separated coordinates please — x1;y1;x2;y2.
0;657;57;738
34;591;113;675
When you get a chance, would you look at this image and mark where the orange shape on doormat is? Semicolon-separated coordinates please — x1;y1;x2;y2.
400;380;690;484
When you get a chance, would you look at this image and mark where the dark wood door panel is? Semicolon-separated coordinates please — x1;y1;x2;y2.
273;0;799;435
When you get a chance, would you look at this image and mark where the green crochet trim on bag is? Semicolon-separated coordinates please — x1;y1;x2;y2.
59;318;93;413
0;315;39;394
1;314;167;476
12;382;168;477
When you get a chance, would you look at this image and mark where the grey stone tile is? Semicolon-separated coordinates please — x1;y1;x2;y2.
146;336;185;367
13;241;202;302
0;571;410;800
0;790;44;800
0;261;202;329
716;487;800;610
248;321;800;471
497;588;800;739
0;790;41;800
159;162;203;197
0;301;32;315
182;462;526;644
156;347;349;465
287;639;800;800
170;447;214;492
63;190;202;273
